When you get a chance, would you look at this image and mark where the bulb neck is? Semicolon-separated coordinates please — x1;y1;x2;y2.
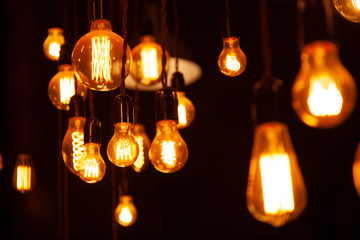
223;37;240;49
114;122;133;134
114;94;134;124
156;120;178;134
68;116;86;129
301;41;339;67
119;195;133;203
48;27;63;36
69;95;85;117
133;123;146;135
58;64;73;72
84;142;101;155
90;19;112;31
140;35;156;43
155;87;179;123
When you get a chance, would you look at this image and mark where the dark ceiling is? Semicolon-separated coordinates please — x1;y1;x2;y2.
1;0;360;239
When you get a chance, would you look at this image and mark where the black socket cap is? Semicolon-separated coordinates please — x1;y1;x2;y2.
84;118;102;144
69;95;85;117
171;72;186;92
155;87;178;123
114;94;134;123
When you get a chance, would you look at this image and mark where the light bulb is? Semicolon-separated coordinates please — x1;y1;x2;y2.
48;64;87;111
176;91;195;129
0;154;3;171
292;41;357;129
115;195;138;227
12;154;36;193
43;28;65;61
131;35;169;86
72;19;132;91
149;120;188;173
333;0;360;22
131;124;150;172
353;142;360;197
246;122;307;227
77;118;106;183
218;37;247;77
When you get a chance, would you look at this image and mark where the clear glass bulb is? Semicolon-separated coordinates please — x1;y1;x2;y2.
115;195;138;227
131;35;169;86
12;154;36;193
218;37;247;77
176;91;196;129
107;123;139;167
353;142;360;197
62;116;86;175
292;41;357;129
72;19;132;91
77;143;106;183
131;124;150;172
149;120;188;173
43;28;65;61
333;0;360;22
48;64;87;111
246;122;307;227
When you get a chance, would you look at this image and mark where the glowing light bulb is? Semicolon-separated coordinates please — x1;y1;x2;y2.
115;195;138;227
72;19;132;91
149;120;188;173
292;41;357;129
12;154;36;193
48;64;87;111
353;142;360;197
246;122;307;227
131;124;150;172
333;0;360;22
176;91;195;129
77;118;106;183
218;37;247;77
131;35;169;86
43;28;65;61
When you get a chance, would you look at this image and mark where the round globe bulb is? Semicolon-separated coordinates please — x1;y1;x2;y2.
333;0;360;22
43;28;65;61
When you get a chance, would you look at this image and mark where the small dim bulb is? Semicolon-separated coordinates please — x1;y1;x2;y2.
292;41;357;129
48;64;87;111
246;122;307;227
12;154;36;194
77;143;106;183
115;195;138;227
218;37;247;77
0;154;3;171
43;28;65;61
107;123;139;167
131;35;169;86
62;116;86;175
72;19;132;91
149;120;188;173
176;91;195;129
333;0;360;22
132;124;151;172
353;142;360;197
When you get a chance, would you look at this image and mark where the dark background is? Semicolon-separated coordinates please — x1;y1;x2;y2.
1;0;360;239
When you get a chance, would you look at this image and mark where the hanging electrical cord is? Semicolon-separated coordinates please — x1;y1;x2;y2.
258;0;272;79
120;0;128;95
161;0;168;87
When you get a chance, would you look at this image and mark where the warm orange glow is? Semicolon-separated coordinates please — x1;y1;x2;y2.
71;132;84;172
131;124;150;172
292;41;357;129
77;143;106;183
49;42;61;59
247;122;307;227
91;36;111;84
352;142;360;197
141;47;159;81
218;37;247;77
353;0;360;9
12;154;35;194
60;77;76;105
176;92;196;129
333;0;360;22
115;195;138;227
43;28;65;61
16;166;32;192
161;141;177;167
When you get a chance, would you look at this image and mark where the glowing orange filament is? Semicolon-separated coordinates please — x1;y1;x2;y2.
91;36;111;83
72;132;84;172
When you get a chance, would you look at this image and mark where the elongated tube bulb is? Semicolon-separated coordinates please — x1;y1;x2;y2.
149;120;188;173
246;122;307;227
292;41;357;129
131;124;150;172
115;195;138;227
12;154;36;193
333;0;360;22
43;28;65;61
218;37;247;77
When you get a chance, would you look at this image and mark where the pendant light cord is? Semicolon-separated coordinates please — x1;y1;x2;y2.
120;0;128;95
93;0;103;20
297;0;305;53
161;0;168;88
225;0;231;37
89;90;95;118
258;0;272;79
172;0;179;72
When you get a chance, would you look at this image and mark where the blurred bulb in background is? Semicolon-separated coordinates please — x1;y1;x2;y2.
72;19;132;91
12;154;36;194
333;0;360;22
0;154;3;171
115;195;138;227
131;124;150;172
176;91;195;129
353;142;360;197
218;37;247;77
48;64;87;111
43;28;65;61
292;41;357;129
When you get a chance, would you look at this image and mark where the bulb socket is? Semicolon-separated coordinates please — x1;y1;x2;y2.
84;118;102;144
69;94;85;117
155;87;178;123
171;72;186;92
114;94;134;124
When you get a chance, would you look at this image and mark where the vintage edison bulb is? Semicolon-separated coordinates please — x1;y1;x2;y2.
72;19;132;91
149;120;188;173
62;116;86;175
176;91;196;129
353;142;360;197
292;41;357;129
131;35;169;86
12;154;36;193
132;124;150;172
115;195;138;227
77;143;106;183
48;64;87;111
246;122;307;227
43;28;65;61
107;123;139;167
218;37;247;77
333;0;360;22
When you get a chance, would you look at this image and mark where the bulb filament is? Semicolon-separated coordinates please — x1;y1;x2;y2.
161;141;176;166
72;132;84;171
307;76;343;116
91;36;111;84
119;207;133;224
178;104;187;126
133;136;145;170
116;140;133;161
16;166;32;191
353;0;360;10
141;47;158;81
60;77;75;105
260;153;295;214
225;53;241;71
84;159;99;179
49;42;61;58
